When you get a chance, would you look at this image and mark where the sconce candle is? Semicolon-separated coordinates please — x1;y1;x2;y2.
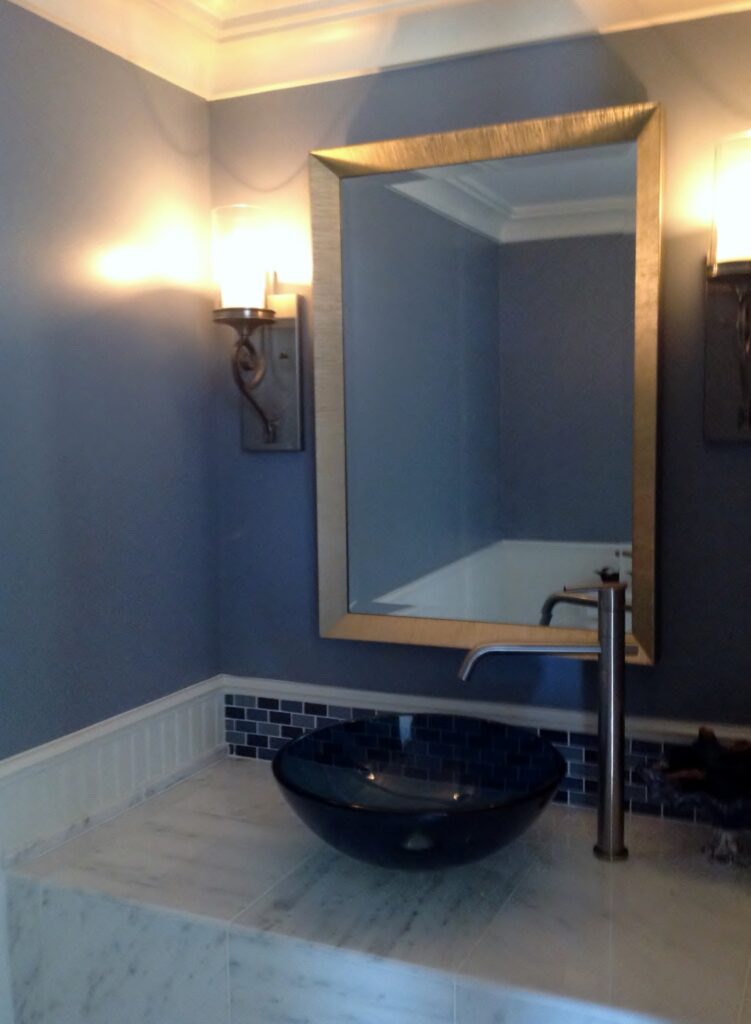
212;204;272;309
708;132;751;276
705;132;751;440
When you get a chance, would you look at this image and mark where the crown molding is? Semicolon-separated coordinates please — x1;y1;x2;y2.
7;0;214;96
7;0;751;99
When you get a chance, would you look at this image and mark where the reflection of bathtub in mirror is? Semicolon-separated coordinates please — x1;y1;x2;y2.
351;538;632;631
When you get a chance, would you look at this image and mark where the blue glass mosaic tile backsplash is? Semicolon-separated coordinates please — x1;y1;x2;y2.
224;693;688;823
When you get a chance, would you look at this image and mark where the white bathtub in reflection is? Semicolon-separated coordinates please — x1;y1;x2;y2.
360;539;632;630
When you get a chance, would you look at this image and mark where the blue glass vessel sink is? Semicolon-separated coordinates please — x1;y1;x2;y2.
272;714;565;869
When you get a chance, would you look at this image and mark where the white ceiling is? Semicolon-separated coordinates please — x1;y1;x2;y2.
7;0;751;99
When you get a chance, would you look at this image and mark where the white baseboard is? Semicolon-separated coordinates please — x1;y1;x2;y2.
0;678;225;865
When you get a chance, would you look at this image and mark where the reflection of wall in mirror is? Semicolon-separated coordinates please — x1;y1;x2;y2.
343;178;636;625
497;233;634;542
343;180;503;611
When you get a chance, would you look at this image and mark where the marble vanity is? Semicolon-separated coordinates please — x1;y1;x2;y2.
6;758;751;1024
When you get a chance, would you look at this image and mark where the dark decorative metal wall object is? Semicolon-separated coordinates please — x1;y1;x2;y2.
704;132;751;442
704;275;751;441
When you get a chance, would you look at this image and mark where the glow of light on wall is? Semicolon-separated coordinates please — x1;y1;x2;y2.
93;214;205;289
265;218;312;287
711;131;751;268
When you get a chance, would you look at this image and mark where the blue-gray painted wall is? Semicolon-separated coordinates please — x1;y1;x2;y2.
498;233;634;541
0;1;219;759
342;180;502;607
211;12;751;724
3;0;751;763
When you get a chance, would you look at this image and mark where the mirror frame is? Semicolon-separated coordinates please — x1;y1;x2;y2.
310;103;662;664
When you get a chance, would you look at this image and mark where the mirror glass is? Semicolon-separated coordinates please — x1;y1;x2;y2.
341;143;636;631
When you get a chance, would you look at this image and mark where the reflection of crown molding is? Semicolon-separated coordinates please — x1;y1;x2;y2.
7;0;751;99
391;179;635;243
391;179;508;242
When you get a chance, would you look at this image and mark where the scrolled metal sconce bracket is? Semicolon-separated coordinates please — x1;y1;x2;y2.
213;306;277;442
213;298;302;452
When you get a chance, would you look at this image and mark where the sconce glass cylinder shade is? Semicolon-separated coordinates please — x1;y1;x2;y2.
708;132;751;279
211;204;274;314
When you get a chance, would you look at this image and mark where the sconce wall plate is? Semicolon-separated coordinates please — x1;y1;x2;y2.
704;268;751;443
703;132;751;442
239;293;302;452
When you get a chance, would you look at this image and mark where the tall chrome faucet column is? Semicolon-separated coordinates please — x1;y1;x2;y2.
593;583;627;861
457;581;629;862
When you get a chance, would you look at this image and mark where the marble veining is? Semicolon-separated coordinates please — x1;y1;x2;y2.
233;842;528;971
454;980;664;1024
5;873;43;1024
229;929;454;1024
16;759;322;921
39;885;228;1024
7;757;751;1024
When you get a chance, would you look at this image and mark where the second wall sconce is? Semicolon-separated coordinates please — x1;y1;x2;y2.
704;132;751;442
212;205;302;451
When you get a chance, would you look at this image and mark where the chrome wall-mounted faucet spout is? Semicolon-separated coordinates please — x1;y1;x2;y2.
458;582;629;862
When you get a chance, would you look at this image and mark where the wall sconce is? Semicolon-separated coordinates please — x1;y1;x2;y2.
704;132;751;441
212;205;302;451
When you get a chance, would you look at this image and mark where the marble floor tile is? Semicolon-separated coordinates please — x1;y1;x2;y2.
17;760;322;921
522;804;596;850
463;837;751;1024
229;927;453;1024
146;758;298;828
526;805;713;867
39;884;228;1024
4;872;43;1024
608;857;751;1024
462;844;617;1007
234;841;528;972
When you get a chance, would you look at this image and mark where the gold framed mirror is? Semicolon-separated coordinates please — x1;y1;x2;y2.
310;103;662;664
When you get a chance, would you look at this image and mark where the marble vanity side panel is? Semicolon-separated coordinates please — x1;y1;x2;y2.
4;872;44;1024
229;927;453;1024
455;979;654;1024
39;884;229;1024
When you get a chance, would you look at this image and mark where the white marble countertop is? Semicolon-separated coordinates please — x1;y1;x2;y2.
13;758;751;1024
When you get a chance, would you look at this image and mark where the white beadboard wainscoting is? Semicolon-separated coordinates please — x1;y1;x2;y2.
1;672;750;867
0;678;225;866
